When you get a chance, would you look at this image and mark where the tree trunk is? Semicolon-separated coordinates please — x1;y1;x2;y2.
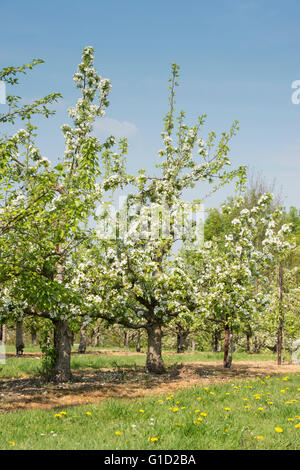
176;328;189;353
16;320;24;356
124;329;129;348
50;319;72;383
78;323;87;354
0;324;5;343
146;323;166;374
191;339;196;352
246;333;251;354
228;330;234;366
277;317;283;365
277;262;284;365
31;329;38;346
93;326;101;347
253;336;261;353
223;324;230;368
136;330;141;352
211;330;220;353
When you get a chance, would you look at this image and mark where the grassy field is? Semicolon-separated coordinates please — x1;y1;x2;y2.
0;348;279;379
0;373;299;450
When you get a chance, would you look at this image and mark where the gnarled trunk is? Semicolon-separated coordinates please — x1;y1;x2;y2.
146;323;165;374
90;325;101;347
211;330;220;353
78;323;87;354
176;327;189;354
136;330;141;352
123;329;130;348
0;324;6;343
16;320;24;356
50;319;72;383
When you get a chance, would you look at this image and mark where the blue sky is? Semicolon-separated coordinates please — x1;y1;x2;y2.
1;0;300;210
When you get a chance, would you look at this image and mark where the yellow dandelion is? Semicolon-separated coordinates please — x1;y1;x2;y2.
150;437;159;442
256;436;264;440
115;431;121;436
295;423;300;429
275;427;283;433
9;441;15;446
139;409;145;413
200;412;207;417
224;407;231;411
86;411;92;416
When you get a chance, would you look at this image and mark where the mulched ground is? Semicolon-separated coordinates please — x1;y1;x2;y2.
1;357;299;413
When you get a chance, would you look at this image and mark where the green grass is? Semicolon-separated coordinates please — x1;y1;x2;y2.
4;345;41;354
0;356;42;378
0;373;300;449
0;349;279;379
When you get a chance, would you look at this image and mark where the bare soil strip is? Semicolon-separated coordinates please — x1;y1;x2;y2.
0;361;299;413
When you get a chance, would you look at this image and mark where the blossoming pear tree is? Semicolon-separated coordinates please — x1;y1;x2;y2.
255;266;300;358
73;64;247;374
188;193;294;367
0;58;62;351
0;46;127;382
